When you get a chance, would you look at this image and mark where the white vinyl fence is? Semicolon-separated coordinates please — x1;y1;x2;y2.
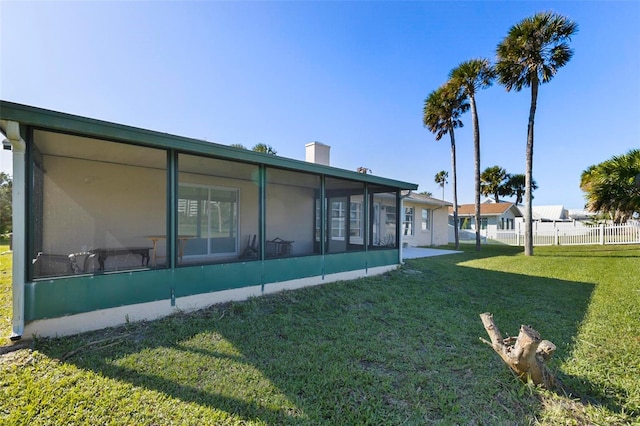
450;223;640;247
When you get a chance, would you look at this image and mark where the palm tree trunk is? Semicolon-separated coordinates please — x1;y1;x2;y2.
449;126;459;249
525;77;538;256
470;95;481;251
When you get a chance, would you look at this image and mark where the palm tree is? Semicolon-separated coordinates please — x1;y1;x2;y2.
580;149;640;223
480;166;509;202
496;12;577;256
423;83;469;249
505;173;538;205
434;170;448;200
449;58;496;251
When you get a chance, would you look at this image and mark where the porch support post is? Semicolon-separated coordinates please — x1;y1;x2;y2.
320;175;326;278
3;120;26;340
397;190;403;264
363;184;369;252
259;165;266;289
167;150;178;269
167;150;178;305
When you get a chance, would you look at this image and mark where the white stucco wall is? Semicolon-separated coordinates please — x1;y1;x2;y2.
266;184;316;255
41;155;166;256
401;202;449;247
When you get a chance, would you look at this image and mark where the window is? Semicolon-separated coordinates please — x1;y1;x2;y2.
369;186;397;248
403;207;414;236
178;185;239;257
480;218;488;230
385;206;396;225
501;217;515;230
421;209;430;231
331;201;346;240
350;202;362;237
460;218;471;229
315;199;323;242
179;154;258;265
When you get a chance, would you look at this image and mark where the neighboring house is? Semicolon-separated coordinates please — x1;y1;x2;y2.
568;209;597;221
530;205;570;222
401;192;451;247
449;202;523;233
0;101;417;339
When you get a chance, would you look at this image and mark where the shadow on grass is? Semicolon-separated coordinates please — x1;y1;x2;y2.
34;248;612;424
442;243;524;259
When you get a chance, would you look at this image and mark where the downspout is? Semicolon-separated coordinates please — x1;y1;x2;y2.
1;120;26;341
430;203;446;246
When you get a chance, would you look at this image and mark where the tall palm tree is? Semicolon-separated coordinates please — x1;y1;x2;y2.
423;83;469;249
449;58;496;251
480;165;509;202
434;170;448;200
505;173;538;205
496;12;577;256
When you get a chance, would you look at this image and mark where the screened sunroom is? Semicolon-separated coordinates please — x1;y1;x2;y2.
1;101;417;339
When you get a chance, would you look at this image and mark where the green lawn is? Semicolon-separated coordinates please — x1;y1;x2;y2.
1;244;638;425
0;244;11;338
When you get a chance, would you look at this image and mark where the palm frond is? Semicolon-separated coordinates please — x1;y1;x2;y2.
423;83;469;141
495;12;578;92
581;149;640;218
449;58;496;98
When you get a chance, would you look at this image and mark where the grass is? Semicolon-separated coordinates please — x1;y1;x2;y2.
1;244;639;425
0;244;11;337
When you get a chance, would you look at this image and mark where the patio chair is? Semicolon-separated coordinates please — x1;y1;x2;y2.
33;252;74;277
240;234;259;259
68;252;99;273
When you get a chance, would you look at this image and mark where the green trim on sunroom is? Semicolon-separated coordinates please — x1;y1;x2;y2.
0;101;418;191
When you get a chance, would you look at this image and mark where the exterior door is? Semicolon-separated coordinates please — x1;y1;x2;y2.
178;185;238;257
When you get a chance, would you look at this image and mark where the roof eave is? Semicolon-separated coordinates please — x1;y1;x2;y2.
0;100;418;190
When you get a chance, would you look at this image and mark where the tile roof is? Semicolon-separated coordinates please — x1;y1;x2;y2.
449;202;521;216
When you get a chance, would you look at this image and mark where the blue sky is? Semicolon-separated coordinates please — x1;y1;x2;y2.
1;1;638;210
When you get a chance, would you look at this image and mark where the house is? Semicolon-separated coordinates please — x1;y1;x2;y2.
400;192;451;247
449;202;523;232
568;209;596;221
530;205;570;222
0;101;417;339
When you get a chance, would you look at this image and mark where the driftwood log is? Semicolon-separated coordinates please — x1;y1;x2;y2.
479;312;556;389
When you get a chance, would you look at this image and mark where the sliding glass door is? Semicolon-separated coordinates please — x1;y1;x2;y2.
178;185;238;257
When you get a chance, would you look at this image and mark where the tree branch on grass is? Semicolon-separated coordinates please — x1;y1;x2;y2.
61;335;129;361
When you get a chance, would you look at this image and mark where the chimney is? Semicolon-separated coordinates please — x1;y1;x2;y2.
305;141;330;166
